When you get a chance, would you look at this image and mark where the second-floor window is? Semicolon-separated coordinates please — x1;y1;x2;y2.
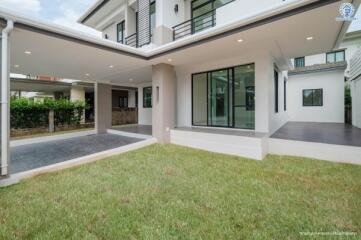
150;1;156;36
191;0;233;33
117;21;125;43
294;57;305;68
326;50;345;63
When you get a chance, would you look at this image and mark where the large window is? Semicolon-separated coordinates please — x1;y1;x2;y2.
303;89;323;107
191;0;234;33
284;78;287;111
117;21;125;43
274;70;279;113
150;1;156;37
326;50;345;63
119;97;128;108
294;57;305;68
143;87;152;108
192;63;255;129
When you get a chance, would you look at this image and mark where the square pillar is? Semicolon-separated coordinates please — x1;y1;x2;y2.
255;53;274;133
152;64;176;143
70;85;86;123
95;83;112;134
1;30;11;176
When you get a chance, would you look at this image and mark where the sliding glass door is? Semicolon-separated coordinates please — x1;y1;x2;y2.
192;63;255;129
234;65;255;129
209;69;229;127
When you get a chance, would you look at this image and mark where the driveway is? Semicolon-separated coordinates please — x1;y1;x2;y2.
10;133;141;174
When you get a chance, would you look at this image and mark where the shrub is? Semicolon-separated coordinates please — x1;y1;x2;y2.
10;98;88;129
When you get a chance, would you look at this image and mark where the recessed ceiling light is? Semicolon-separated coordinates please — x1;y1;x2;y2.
24;51;32;55
129;78;133;82
237;39;244;43
168;58;172;62
14;64;20;68
306;36;313;41
109;65;114;68
85;73;90;77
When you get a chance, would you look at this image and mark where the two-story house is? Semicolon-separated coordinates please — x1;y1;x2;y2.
1;0;361;178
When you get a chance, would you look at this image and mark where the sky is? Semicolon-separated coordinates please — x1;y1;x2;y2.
0;0;361;35
0;0;101;36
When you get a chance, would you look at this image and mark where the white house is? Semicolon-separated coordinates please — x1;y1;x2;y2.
288;30;361;124
288;60;347;123
1;0;361;178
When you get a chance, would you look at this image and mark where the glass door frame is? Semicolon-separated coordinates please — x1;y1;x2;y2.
191;63;255;130
208;68;231;127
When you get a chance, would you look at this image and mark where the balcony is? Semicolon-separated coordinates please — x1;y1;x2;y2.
125;33;138;48
172;9;216;41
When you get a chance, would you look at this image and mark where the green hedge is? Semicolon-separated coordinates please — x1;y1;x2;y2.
10;98;88;129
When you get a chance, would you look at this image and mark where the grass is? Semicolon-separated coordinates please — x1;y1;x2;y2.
0;144;360;239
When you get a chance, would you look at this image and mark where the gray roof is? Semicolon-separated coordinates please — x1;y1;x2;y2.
289;61;347;76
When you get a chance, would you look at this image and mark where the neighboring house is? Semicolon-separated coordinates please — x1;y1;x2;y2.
1;0;361;177
288;31;361;123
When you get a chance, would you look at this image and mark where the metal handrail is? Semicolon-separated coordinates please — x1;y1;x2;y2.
125;33;138;48
172;9;216;41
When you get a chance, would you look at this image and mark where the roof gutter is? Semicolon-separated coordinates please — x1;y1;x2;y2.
1;19;14;176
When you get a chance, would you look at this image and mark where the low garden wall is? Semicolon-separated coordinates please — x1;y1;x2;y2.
112;108;138;126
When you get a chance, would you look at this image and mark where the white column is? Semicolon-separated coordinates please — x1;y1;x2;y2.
125;5;136;37
152;63;176;143
95;83;112;134
1;20;13;176
255;52;273;133
70;85;86;123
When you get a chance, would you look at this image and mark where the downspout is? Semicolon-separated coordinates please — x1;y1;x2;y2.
1;20;14;176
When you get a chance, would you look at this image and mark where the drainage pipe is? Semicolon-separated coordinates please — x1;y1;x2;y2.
1;20;14;176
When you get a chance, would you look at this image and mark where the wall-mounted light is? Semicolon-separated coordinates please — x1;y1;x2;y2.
174;4;179;14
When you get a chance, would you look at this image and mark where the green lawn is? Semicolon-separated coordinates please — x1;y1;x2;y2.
0;144;360;239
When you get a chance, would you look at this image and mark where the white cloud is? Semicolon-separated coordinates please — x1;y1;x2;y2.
52;8;101;37
0;0;41;16
348;7;361;32
52;3;101;37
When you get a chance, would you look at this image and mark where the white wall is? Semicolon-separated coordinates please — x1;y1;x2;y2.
351;78;361;128
157;0;187;29
103;22;118;42
137;82;152;125
269;70;289;135
175;51;282;134
216;0;293;26
287;70;345;123
128;90;136;108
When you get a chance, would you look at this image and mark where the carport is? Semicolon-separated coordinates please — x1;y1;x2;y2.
0;9;159;179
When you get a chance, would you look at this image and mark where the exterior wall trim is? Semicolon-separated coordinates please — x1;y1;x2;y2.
0;0;341;61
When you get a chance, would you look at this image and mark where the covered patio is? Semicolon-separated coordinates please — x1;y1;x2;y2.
271;122;361;147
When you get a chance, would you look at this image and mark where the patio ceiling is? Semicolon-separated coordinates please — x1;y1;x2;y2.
1;0;357;86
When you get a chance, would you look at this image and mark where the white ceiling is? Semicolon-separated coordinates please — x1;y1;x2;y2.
9;1;348;87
